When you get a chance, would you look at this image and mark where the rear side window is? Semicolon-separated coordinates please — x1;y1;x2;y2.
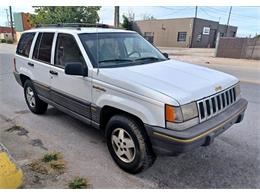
16;33;35;57
33;32;54;63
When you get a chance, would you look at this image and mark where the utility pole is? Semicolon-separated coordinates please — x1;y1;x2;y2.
190;6;198;48
114;6;120;28
9;6;15;41
5;9;9;26
225;6;232;37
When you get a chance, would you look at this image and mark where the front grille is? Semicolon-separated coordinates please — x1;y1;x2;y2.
197;87;237;122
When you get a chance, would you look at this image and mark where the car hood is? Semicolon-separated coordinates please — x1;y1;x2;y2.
96;59;238;105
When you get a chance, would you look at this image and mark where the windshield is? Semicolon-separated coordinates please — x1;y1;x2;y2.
79;32;167;68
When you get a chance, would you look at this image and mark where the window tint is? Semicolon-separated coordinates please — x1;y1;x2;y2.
16;33;35;57
177;32;187;42
33;32;54;63
55;33;85;68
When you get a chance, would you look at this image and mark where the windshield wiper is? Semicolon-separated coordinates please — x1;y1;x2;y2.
99;59;133;63
134;57;162;61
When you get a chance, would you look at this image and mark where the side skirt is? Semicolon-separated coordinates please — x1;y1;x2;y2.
39;95;100;130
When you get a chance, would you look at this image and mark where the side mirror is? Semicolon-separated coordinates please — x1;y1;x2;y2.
65;62;88;76
162;52;169;58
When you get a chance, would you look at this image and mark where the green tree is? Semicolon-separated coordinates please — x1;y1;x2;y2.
254;34;260;39
121;15;132;30
29;6;101;26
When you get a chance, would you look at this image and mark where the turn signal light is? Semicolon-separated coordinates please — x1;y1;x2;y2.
165;104;175;122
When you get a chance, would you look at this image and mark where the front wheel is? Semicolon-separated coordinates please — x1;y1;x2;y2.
106;115;156;173
24;80;48;114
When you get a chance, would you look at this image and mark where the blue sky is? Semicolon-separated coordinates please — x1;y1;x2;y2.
0;6;259;37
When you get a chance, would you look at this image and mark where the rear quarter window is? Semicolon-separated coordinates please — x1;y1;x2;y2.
16;32;35;57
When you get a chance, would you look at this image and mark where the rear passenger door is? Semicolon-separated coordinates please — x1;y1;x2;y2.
31;32;55;99
50;33;92;119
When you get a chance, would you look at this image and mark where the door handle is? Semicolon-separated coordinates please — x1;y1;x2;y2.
49;70;58;75
27;62;34;67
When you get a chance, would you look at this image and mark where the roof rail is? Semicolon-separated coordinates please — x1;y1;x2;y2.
35;23;112;29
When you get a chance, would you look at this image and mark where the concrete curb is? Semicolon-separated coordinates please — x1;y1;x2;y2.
0;143;23;189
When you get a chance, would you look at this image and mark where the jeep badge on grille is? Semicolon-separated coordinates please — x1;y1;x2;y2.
215;85;222;92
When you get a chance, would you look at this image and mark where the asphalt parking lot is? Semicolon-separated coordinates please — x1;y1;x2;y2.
0;44;260;188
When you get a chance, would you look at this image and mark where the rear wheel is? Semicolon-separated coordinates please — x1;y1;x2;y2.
106;115;156;173
24;80;48;114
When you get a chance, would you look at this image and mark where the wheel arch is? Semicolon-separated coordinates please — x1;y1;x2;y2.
99;105;145;136
20;74;31;87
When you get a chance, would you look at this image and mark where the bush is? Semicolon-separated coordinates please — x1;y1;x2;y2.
1;39;7;43
7;39;13;44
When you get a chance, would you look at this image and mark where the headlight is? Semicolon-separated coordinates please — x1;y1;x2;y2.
165;103;199;130
234;84;241;97
181;102;198;121
165;102;198;127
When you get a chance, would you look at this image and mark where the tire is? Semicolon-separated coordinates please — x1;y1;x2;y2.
106;115;156;173
24;80;48;114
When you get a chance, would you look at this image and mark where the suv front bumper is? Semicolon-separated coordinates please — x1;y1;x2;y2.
145;98;248;155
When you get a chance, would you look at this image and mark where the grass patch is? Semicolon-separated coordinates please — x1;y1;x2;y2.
29;152;65;175
68;177;90;189
42;153;58;162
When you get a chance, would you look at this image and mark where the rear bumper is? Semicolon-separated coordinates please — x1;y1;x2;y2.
145;98;248;156
13;72;22;87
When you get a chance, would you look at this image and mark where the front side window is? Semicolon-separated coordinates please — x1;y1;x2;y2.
33;32;54;63
55;34;86;68
177;32;187;42
79;32;167;68
16;32;35;57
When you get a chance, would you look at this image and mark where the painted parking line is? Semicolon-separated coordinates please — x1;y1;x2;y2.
0;144;23;189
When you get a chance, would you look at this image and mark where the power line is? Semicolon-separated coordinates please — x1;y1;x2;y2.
199;7;219;19
198;7;259;24
159;6;192;11
207;6;259;20
156;7;195;18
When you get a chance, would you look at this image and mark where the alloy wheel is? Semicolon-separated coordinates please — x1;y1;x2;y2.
111;128;136;163
26;87;36;108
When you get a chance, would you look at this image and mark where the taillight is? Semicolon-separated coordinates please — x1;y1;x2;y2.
13;58;17;72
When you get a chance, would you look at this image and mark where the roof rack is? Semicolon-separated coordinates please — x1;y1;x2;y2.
35;23;112;30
